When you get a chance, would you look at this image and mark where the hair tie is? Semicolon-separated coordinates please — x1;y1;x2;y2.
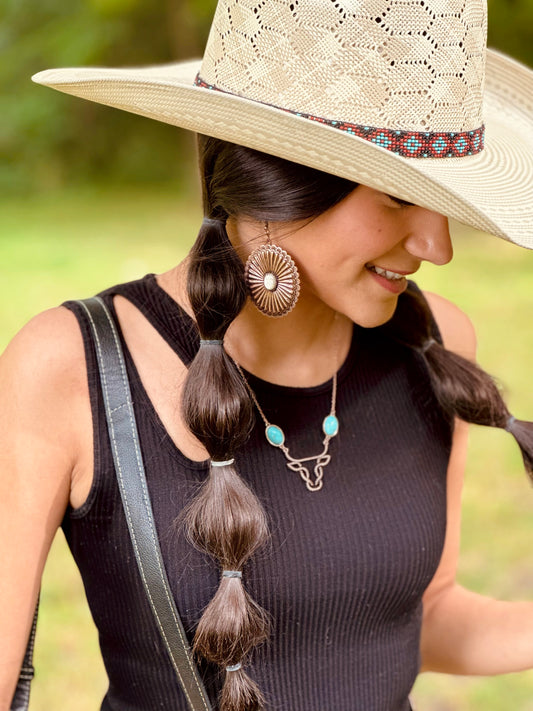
226;662;242;673
421;338;437;354
203;217;224;228
211;458;235;467
222;570;242;579
505;415;517;433
199;339;223;347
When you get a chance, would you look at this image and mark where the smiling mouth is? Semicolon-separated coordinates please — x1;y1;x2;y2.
366;264;407;282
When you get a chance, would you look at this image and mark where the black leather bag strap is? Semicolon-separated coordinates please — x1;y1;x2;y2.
78;296;212;711
10;602;38;711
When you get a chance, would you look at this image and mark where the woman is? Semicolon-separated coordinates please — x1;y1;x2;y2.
3;0;533;710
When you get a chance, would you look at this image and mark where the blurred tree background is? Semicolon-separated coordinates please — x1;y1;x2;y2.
1;0;215;194
2;0;533;195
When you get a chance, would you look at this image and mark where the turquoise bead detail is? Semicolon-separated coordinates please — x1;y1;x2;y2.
322;415;339;437
266;425;285;446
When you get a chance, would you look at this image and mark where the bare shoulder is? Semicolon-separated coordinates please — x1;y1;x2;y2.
423;290;477;360
0;305;89;476
1;305;86;388
3;303;83;349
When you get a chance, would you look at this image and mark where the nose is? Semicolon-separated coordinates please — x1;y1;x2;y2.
403;208;453;266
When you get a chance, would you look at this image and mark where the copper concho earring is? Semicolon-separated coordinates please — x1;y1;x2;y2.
244;222;301;318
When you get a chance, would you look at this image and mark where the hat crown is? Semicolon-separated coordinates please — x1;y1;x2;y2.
200;0;487;133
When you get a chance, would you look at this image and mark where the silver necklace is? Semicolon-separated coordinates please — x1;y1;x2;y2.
233;361;339;492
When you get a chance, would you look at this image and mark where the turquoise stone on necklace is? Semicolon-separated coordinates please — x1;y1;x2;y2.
265;416;339;449
266;425;285;446
323;415;339;437
232;356;340;491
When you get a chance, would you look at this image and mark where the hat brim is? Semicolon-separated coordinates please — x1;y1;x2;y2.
32;49;533;248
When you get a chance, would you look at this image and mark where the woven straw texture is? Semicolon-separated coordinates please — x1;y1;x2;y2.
201;0;486;132
32;0;533;248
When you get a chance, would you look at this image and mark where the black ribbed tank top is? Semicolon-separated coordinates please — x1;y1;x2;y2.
62;274;452;711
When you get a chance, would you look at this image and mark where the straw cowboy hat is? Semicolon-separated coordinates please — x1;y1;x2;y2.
33;0;533;248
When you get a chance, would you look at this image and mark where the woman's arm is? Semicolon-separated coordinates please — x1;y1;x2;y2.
420;291;533;675
0;307;90;709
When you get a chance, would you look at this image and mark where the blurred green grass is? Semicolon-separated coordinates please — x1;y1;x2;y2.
1;186;533;710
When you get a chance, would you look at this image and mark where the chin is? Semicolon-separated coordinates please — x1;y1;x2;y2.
351;302;398;329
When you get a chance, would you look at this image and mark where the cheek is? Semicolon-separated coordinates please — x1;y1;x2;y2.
297;254;361;295
306;259;401;327
296;238;368;275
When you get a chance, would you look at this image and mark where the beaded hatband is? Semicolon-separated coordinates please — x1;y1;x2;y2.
195;76;484;160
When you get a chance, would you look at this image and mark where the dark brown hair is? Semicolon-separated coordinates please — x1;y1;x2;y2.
384;291;533;473
181;137;533;711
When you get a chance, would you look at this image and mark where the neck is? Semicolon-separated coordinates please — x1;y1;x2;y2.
159;261;353;388
225;296;353;387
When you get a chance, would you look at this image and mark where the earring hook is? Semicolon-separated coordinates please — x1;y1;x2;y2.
264;220;271;245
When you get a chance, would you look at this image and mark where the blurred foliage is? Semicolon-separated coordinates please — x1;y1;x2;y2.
1;0;216;193
2;0;533;194
487;0;533;66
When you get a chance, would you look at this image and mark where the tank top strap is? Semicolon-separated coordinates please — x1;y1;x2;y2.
99;273;199;367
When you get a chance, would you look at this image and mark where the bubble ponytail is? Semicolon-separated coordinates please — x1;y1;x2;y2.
182;218;269;711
